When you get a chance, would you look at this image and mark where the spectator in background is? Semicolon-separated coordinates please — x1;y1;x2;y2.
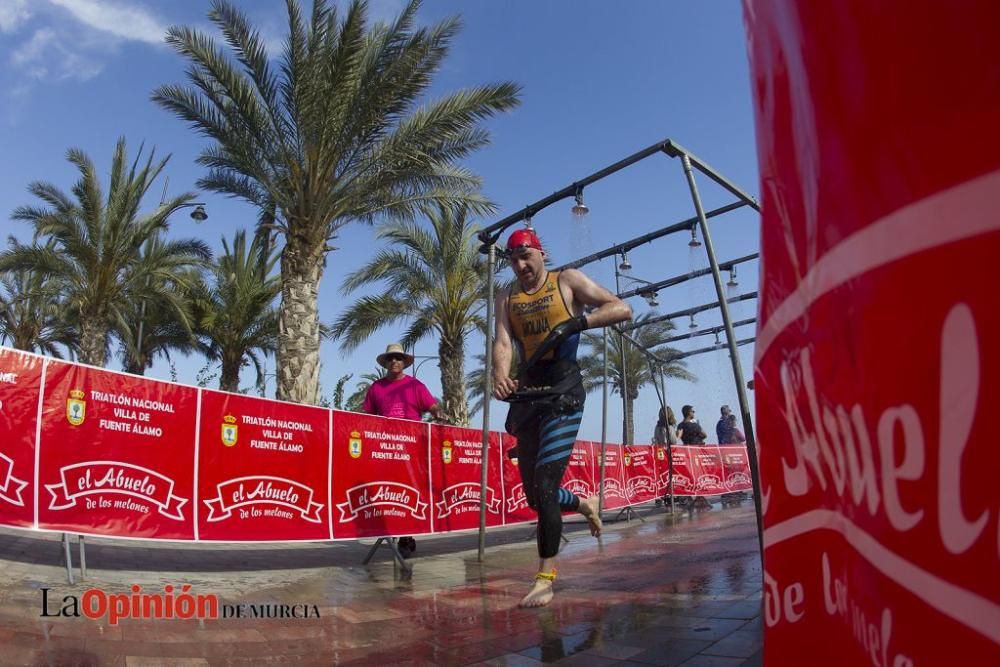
362;343;442;558
677;404;707;444
653;406;678;447
362;343;442;422
724;413;746;445
677;404;711;509
716;405;734;444
653;406;679;507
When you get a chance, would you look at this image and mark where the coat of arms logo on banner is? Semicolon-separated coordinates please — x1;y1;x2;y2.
442;440;453;464
656;447;665;461
349;430;363;459
221;415;238;447
624;453;632;466
66;389;86;426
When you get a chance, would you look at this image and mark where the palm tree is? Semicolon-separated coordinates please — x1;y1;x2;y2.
117;238;204;376
345;368;388;413
331;204;491;426
117;294;200;375
0;238;77;357
153;0;521;405
577;314;694;444
192;230;280;393
0;138;211;367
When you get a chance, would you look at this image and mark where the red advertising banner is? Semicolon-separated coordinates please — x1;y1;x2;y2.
196;391;331;541
428;425;503;532
623;445;657;505
745;1;1000;664
719;446;752;493
330;411;430;539
593;442;627;510
562;440;596;503
653;444;669;497
690;446;727;497
36;361;198;539
0;348;41;527
498;433;536;525
662;446;694;496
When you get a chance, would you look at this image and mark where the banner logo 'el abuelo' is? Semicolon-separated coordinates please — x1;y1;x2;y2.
204;476;324;522
337;482;427;521
46;461;187;520
221;415;238;447
435;482;500;517
66;389;86;426
564;478;592;498
506;482;529;513
603;478;625;499
349;431;363;459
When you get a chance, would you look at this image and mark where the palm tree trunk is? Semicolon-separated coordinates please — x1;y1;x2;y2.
79;316;107;367
624;392;637;445
438;334;468;426
276;234;324;405
220;356;241;393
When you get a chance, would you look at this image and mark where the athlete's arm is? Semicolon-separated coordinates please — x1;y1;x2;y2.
492;290;518;399
560;268;633;329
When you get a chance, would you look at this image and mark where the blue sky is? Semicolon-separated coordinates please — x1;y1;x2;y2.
0;0;760;442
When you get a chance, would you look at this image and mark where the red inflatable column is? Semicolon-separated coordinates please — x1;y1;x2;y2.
744;1;1000;663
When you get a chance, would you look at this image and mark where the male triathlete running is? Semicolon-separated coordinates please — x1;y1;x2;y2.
493;228;633;607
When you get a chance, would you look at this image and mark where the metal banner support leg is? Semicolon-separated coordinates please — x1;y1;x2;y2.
78;535;86;580
362;537;411;572
61;533;74;585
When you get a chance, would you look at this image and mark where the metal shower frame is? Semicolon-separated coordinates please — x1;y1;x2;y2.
474;138;763;562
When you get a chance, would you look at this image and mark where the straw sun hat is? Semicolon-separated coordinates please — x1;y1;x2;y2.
376;343;415;369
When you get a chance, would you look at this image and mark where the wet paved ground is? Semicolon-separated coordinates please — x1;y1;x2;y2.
0;502;762;666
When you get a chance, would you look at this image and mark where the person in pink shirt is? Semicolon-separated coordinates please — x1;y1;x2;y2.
361;343;442;421
361;343;442;558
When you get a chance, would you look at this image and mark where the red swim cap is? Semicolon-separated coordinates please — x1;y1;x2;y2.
505;229;543;253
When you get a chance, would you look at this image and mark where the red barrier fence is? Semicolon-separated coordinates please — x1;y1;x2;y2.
0;347;752;541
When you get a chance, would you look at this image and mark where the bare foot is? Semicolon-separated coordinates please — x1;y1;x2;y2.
519;578;554;607
578;495;603;537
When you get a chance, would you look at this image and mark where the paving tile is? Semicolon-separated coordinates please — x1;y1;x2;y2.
581;642;646;660
701;630;762;659
628;639;714;666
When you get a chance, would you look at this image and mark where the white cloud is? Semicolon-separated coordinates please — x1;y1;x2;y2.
10;27;103;82
0;0;32;33
47;0;166;44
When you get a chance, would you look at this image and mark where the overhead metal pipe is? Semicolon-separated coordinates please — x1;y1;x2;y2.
478;139;677;246
621;292;758;332
615;253;759;300
662;140;761;211
673;337;756;361
657;318;757;345
556;201;749;270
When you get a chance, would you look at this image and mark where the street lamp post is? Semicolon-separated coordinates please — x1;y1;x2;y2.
411;355;439;380
134;202;208;372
